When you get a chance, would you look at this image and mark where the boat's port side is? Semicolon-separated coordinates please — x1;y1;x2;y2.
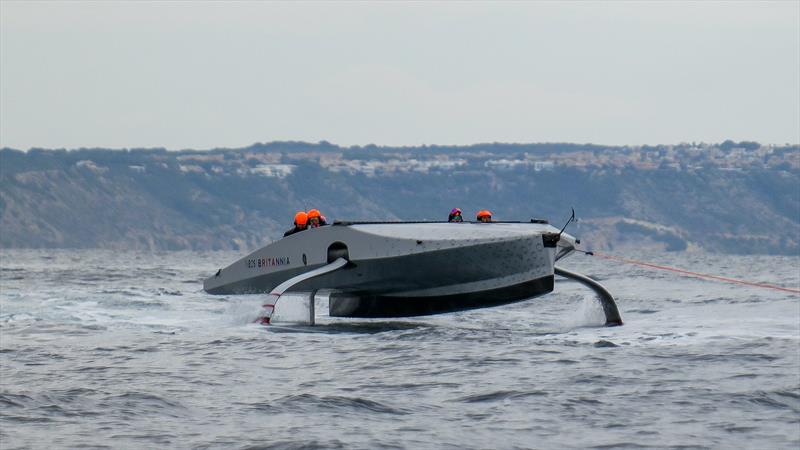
204;223;572;302
328;274;555;317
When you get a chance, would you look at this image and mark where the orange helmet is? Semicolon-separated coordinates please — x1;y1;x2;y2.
294;211;308;226
476;210;492;220
307;209;321;219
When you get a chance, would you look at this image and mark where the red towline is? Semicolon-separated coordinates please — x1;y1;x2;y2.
591;252;800;294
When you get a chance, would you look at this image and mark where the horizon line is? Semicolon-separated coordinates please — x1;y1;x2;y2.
2;139;798;153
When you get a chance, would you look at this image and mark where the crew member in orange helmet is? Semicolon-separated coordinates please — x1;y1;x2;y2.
283;211;309;237
307;209;328;228
476;210;493;223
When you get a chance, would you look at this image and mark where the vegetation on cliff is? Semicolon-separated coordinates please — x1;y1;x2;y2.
1;141;797;254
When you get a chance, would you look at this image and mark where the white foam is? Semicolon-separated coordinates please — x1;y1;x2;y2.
557;294;607;331
224;295;273;326
270;293;314;324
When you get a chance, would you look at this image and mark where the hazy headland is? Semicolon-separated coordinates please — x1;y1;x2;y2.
1;140;797;255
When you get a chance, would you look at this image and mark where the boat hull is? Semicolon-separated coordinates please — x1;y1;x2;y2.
204;221;575;317
328;274;554;317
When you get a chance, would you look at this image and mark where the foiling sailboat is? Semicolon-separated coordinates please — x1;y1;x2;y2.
204;217;622;326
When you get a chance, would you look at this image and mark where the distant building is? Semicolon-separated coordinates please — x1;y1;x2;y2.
250;164;296;178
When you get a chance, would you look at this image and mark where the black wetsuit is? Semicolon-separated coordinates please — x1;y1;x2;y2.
283;226;307;237
308;217;327;228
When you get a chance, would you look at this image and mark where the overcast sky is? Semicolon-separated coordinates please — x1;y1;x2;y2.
1;1;798;150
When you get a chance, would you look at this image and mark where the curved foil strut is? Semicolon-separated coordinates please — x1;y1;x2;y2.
259;257;349;324
554;266;623;326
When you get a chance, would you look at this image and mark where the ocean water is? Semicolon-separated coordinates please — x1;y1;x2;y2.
1;249;798;450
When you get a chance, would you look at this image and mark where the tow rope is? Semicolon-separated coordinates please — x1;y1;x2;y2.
577;250;800;294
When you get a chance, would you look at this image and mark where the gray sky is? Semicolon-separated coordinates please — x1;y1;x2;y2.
1;1;798;150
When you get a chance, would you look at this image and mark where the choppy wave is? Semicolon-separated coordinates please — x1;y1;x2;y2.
1;249;798;449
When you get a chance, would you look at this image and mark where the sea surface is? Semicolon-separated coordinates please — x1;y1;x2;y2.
1;249;798;449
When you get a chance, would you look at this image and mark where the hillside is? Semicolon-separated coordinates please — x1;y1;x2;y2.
1;141;798;254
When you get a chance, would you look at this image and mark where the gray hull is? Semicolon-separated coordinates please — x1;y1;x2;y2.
204;221;575;317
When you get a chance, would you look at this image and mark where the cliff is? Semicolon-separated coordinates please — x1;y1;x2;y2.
1;142;797;254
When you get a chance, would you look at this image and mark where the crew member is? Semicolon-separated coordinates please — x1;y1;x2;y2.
284;211;309;236
476;210;493;223
307;209;327;228
448;208;463;222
